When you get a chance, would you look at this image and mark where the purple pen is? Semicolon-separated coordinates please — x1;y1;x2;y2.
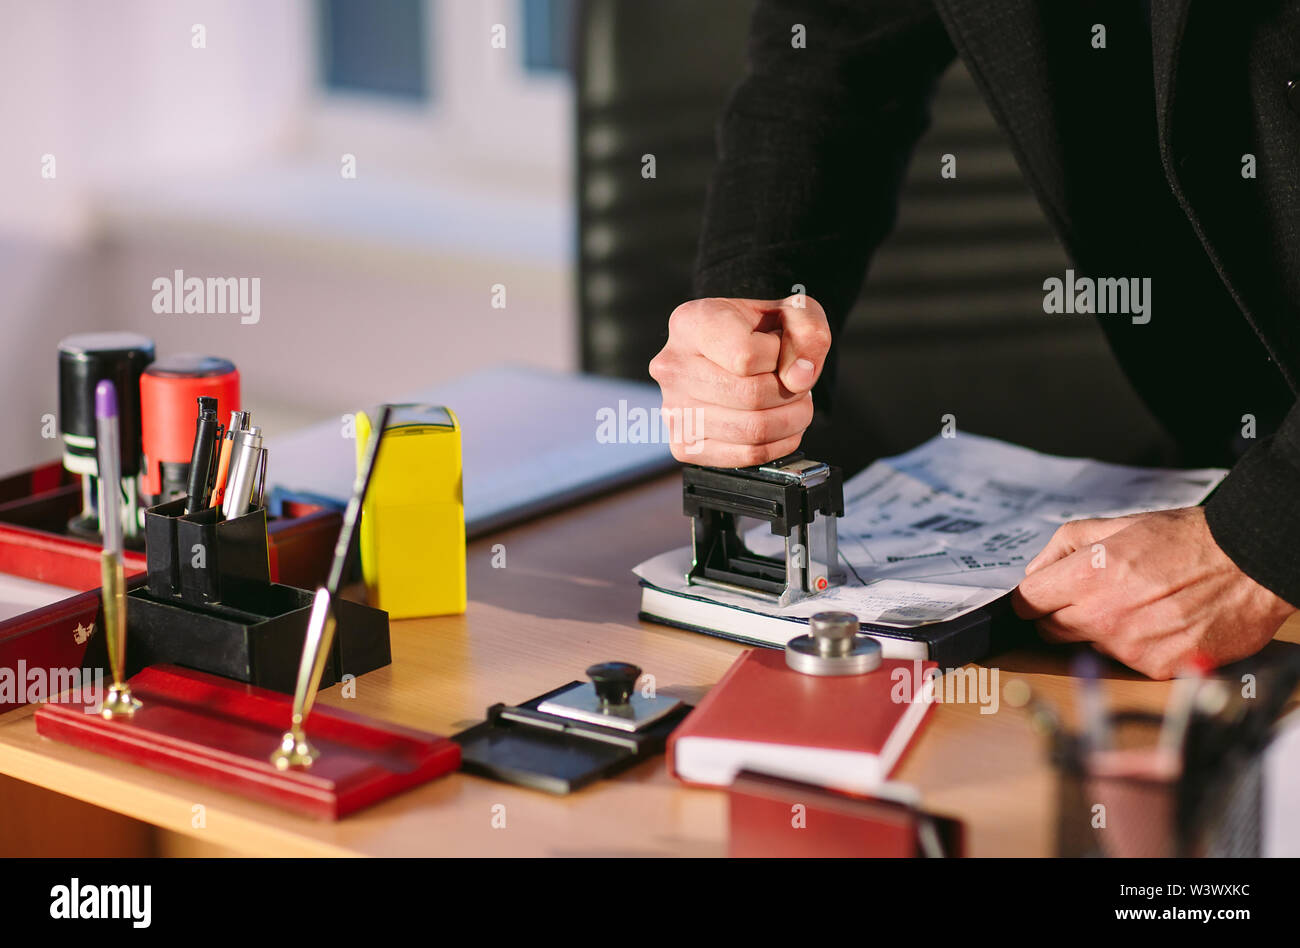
95;379;123;556
95;377;139;716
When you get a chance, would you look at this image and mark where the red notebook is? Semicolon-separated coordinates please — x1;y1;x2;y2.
669;649;937;793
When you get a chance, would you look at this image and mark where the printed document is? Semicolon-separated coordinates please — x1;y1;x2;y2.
634;433;1227;627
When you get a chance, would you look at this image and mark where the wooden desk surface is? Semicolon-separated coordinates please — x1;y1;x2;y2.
1;474;1296;856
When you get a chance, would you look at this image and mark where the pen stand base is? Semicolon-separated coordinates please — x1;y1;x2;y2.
34;665;461;820
124;583;392;694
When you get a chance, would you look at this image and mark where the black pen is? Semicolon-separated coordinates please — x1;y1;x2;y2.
207;421;224;496
185;404;220;514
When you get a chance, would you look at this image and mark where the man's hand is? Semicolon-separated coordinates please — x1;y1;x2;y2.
1011;506;1296;679
648;296;831;466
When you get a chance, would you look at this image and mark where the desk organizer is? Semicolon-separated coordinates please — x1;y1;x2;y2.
35;664;461;819
0;460;342;590
125;583;389;693
0;578;149;714
1052;709;1266;857
133;499;391;694
0;465;148;713
1053;712;1182;857
0;463;148;587
0;463;359;710
144;498;272;603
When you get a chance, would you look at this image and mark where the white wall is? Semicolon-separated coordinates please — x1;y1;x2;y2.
0;0;575;474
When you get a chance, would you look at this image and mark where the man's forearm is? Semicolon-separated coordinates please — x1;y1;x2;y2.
694;0;955;320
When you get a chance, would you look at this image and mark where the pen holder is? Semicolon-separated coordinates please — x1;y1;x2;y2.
135;498;392;694
144;498;271;606
1054;712;1185;857
124;583;390;693
1052;710;1264;857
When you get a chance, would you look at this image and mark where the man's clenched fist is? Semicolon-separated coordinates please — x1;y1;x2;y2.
648;296;831;466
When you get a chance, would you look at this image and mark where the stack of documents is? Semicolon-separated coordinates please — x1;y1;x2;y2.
636;433;1228;662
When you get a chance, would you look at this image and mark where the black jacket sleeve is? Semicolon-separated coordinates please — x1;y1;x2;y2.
1205;400;1300;608
692;0;956;411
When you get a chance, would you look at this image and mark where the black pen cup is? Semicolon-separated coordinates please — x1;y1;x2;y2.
144;498;270;606
1052;710;1263;857
125;582;390;693
1054;712;1181;857
134;498;391;694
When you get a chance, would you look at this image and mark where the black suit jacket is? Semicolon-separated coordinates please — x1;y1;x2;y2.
694;0;1300;607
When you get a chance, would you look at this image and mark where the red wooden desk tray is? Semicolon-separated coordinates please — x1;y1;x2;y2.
34;664;461;820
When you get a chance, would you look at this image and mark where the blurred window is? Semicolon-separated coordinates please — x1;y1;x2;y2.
521;0;575;74
310;0;573;183
319;0;429;100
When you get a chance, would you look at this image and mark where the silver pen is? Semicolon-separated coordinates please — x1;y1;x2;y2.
222;426;263;519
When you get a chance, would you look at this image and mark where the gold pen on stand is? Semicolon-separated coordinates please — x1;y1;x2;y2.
271;404;390;769
95;380;140;718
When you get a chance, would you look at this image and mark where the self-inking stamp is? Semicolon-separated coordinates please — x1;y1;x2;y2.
453;661;693;793
682;455;846;607
139;353;240;505
57;332;155;542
